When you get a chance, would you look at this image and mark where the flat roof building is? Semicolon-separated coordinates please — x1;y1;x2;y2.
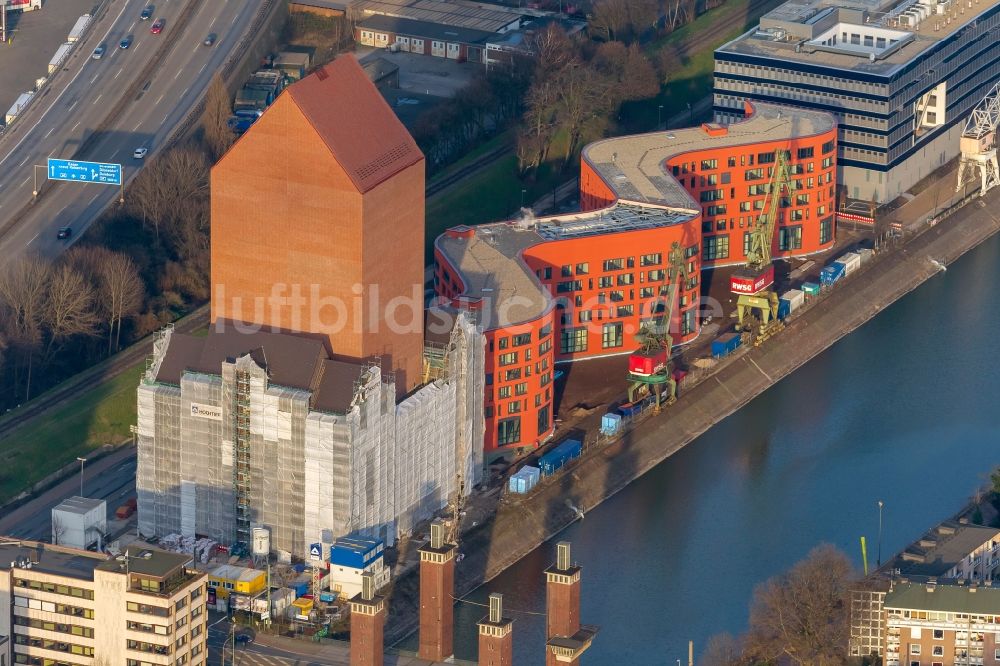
850;520;1000;660
0;539;207;665
435;101;837;454
714;0;1000;202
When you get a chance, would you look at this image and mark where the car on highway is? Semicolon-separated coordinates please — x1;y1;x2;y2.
92;44;105;60
140;5;153;20
133;147;148;159
56;227;72;240
119;35;133;49
150;18;165;34
234;633;254;645
203;33;216;47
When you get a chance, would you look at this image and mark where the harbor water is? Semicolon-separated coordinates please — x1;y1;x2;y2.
445;231;1000;663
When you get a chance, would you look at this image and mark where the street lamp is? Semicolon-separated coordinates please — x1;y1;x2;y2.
877;499;884;567
658;105;664;129
686;102;693;125
76;457;87;497
521;188;527;209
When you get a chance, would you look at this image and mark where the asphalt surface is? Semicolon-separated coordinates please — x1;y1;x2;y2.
0;0;261;259
0;444;137;542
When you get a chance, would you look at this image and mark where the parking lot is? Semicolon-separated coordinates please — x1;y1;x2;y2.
0;0;96;122
358;47;480;98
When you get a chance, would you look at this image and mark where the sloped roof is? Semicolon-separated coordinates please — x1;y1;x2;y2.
313;359;366;414
154;330;327;391
286;54;423;193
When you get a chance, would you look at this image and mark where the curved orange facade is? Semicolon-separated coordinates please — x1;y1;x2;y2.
435;101;838;456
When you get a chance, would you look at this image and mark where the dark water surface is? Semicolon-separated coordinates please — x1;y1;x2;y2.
434;233;1000;664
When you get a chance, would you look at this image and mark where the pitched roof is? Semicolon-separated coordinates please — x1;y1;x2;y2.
313;359;366;414
286;54;423;193
154;330;327;392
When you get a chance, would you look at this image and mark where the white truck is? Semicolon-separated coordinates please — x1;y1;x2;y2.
48;41;73;73
67;13;90;42
5;91;33;125
2;0;43;11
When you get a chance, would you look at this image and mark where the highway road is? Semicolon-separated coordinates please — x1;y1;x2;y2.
0;0;262;260
0;445;138;542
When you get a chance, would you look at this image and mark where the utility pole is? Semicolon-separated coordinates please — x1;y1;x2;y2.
77;457;87;497
877;500;884;567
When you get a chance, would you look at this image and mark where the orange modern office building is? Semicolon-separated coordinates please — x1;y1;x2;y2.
435;101;837;455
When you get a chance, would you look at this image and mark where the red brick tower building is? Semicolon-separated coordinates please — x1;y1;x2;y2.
418;521;456;661
545;542;597;665
210;55;426;393
478;593;514;666
349;572;386;666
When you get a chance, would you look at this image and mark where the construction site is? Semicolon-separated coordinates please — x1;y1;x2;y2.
127;0;1000;654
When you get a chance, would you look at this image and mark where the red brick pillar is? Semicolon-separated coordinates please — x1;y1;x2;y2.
545;542;597;666
478;593;513;666
418;521;456;662
350;572;385;666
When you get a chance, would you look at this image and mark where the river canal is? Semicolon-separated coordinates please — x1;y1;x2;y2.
444;231;1000;663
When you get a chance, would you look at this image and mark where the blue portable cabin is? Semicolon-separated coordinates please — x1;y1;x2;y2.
329;535;385;570
777;299;791;320
601;412;622;435
508;465;541;494
538;439;583;476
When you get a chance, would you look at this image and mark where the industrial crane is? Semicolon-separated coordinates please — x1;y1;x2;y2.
730;146;791;346
956;80;1000;196
625;241;688;414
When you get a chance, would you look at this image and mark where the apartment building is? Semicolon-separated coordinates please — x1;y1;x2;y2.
851;521;1000;661
0;540;207;666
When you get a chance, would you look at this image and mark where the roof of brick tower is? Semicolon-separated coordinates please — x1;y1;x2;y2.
286;55;423;193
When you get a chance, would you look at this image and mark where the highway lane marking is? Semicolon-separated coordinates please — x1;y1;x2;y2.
199;63;206;75
0;0;131;167
71;122;81;132
91;72;100;84
44;127;54;138
156;94;164;105
232;14;238;24
115;67;124;80
19;177;29;187
67;100;77;112
133;121;142;131
93;93;103;105
174;69;183;80
27;232;39;246
17;156;27;167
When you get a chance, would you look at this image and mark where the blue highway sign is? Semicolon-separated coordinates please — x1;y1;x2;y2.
47;158;122;186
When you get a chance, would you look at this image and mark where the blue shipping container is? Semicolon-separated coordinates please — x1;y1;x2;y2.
711;333;741;358
820;263;845;285
777;299;791;320
538;439;583;476
291;581;309;598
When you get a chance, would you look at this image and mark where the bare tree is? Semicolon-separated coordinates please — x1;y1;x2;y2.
202;74;234;161
702;632;746;666
0;257;51;400
44;264;100;356
101;253;145;353
51;515;67;546
590;0;631;41
128;145;210;246
554;63;610;166
745;544;854;666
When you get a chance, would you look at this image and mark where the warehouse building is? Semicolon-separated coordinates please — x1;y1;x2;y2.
356;14;495;62
0;540;207;665
713;0;1000;203
435;101;837;454
140;56;484;559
